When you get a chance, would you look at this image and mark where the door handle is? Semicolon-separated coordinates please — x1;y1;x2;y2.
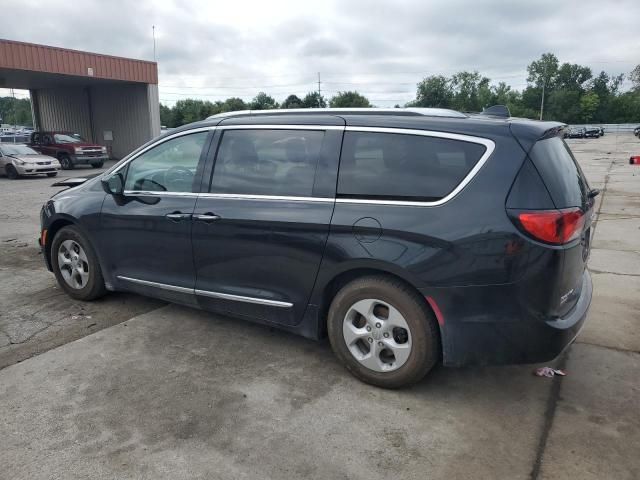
166;212;192;222
193;213;221;223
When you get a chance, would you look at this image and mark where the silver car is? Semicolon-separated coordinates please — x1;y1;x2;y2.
0;144;61;179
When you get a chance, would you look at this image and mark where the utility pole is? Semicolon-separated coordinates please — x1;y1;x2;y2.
539;66;546;121
10;88;16;143
152;25;157;62
317;72;321;108
539;81;545;120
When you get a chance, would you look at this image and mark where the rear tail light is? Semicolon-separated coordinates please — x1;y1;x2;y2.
510;208;585;245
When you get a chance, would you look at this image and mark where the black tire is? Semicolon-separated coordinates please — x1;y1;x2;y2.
91;161;104;168
6;164;19;180
47;172;58;177
58;154;74;170
50;225;107;301
327;275;440;388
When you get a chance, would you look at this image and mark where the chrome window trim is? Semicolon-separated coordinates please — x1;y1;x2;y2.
337;127;496;207
116;275;293;308
122;190;200;197
107;126;216;176
109;124;494;207
199;193;334;203
117;275;194;294
194;289;293;308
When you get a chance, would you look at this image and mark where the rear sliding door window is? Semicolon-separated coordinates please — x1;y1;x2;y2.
529;137;589;208
338;131;487;201
210;129;325;197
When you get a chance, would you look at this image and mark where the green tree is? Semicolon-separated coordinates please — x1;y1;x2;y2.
250;92;278;110
556;63;592;91
450;71;492;111
301;91;327;108
527;53;560;89
579;92;600;123
219;97;247;113
0;97;33;126
547;89;582;123
329;91;371;108
159;103;174;127
630;65;640;91
413;75;453;108
281;94;304;109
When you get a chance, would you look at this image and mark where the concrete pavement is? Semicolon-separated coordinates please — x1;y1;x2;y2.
0;162;164;368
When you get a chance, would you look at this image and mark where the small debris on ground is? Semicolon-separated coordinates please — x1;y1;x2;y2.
534;367;567;378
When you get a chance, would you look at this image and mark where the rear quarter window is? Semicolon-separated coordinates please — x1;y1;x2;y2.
337;131;487;201
529;137;589;208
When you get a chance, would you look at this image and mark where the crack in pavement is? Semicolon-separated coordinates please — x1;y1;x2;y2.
588;269;640;277
530;144;620;480
575;340;640;355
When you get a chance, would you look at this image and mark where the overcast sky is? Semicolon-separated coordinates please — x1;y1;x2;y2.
2;0;639;107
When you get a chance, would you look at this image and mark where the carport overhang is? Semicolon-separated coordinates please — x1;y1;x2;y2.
0;39;160;159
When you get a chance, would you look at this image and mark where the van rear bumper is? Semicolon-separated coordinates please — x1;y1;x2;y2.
424;269;592;367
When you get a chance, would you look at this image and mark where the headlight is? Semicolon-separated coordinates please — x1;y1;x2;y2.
74;147;83;154
101;146;107;154
13;158;25;165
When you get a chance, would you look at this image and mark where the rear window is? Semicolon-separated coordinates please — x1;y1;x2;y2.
529;137;589;208
337;131;487;201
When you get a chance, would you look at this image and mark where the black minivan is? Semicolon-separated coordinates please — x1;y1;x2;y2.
39;107;594;388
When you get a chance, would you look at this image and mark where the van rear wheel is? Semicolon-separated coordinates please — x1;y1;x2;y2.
327;276;440;388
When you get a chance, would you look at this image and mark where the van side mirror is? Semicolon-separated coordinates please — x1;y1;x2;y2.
102;172;124;195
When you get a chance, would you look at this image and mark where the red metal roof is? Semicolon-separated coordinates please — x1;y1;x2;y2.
0;39;158;84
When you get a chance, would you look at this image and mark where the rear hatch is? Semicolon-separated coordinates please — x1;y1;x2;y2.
508;135;595;318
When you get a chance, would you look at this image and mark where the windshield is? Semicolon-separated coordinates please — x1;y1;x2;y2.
0;144;39;155
54;133;86;143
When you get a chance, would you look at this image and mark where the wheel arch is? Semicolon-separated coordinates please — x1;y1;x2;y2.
315;264;443;346
43;216;76;270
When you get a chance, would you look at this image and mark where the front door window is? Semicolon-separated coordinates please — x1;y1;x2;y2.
124;132;208;193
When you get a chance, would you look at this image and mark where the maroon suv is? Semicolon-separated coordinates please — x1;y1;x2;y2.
29;131;108;170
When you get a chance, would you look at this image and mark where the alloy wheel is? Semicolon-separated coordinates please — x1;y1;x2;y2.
57;239;90;289
342;298;412;372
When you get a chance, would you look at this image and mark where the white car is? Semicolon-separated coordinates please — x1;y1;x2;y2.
0;144;61;179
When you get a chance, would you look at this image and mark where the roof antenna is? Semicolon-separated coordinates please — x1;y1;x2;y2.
152;25;157;62
480;105;511;118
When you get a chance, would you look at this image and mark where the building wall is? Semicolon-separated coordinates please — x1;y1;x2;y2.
146;84;161;138
34;88;93;140
90;83;160;159
31;83;161;159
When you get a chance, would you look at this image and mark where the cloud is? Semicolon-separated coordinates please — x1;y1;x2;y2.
1;0;638;106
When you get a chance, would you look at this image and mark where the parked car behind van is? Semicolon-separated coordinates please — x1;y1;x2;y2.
38;107;595;388
29;131;108;170
565;127;586;138
0;144;60;179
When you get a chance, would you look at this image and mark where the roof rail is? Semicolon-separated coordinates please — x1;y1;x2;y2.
207;107;467;120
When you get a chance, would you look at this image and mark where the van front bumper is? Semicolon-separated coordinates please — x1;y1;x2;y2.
423;270;592;367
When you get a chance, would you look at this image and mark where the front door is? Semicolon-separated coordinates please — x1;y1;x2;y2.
99;130;212;305
192;126;342;325
40;133;57;157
